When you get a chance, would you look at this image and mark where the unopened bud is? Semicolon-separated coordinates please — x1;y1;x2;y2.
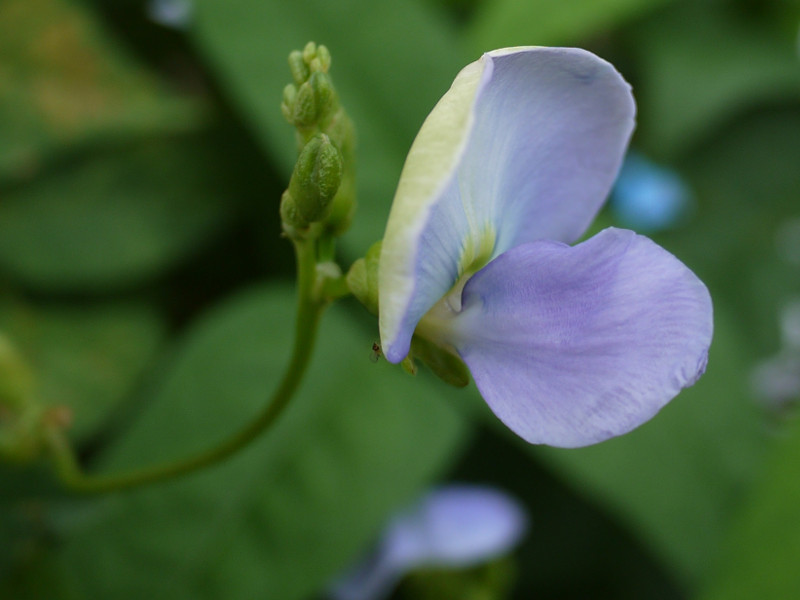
280;190;307;231
281;84;297;122
283;84;297;105
314;44;331;72
302;41;317;63
310;72;334;122
288;50;309;85
282;135;343;229
291;81;317;128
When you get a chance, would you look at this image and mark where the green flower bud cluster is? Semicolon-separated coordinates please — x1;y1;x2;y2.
0;334;46;462
280;42;356;237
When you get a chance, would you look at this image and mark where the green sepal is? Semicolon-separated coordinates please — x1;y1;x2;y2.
345;240;469;387
401;355;418;376
346;240;381;315
409;335;470;388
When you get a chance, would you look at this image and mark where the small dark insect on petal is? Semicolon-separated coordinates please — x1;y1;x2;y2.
370;341;382;363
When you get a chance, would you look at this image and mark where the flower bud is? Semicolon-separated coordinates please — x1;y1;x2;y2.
291;81;318;128
302;41;317;65
281;84;297;122
301;42;332;74
280;190;307;230
288;49;309;85
282;135;343;230
310;71;335;122
314;44;331;73
346;241;381;315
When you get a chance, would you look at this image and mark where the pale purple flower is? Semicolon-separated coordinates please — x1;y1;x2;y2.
378;47;713;448
329;485;528;600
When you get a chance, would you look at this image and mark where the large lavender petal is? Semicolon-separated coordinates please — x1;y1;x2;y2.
379;47;635;363
448;228;713;448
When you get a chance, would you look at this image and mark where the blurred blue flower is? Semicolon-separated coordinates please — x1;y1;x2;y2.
147;0;192;29
752;299;800;410
611;152;693;233
378;47;713;448
329;485;528;600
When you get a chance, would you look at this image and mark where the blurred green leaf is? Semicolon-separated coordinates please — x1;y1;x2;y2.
698;416;800;600
190;0;465;257
674;109;800;354
531;305;767;586
465;0;674;50
0;134;240;292
1;493;74;600
0;0;203;183
632;3;800;157
0;299;165;441
35;286;467;599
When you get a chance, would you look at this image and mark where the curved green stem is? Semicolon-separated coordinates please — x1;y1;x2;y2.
47;239;323;494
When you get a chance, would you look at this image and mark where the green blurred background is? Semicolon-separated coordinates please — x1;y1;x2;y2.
1;0;800;598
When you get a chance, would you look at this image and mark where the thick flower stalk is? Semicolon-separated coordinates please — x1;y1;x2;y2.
378;47;713;448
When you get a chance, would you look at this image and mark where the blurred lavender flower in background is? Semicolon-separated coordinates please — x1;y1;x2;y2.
329;485;528;600
147;0;192;29
610;152;693;233
751;298;800;412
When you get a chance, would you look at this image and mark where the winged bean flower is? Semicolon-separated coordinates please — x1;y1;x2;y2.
378;47;713;448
